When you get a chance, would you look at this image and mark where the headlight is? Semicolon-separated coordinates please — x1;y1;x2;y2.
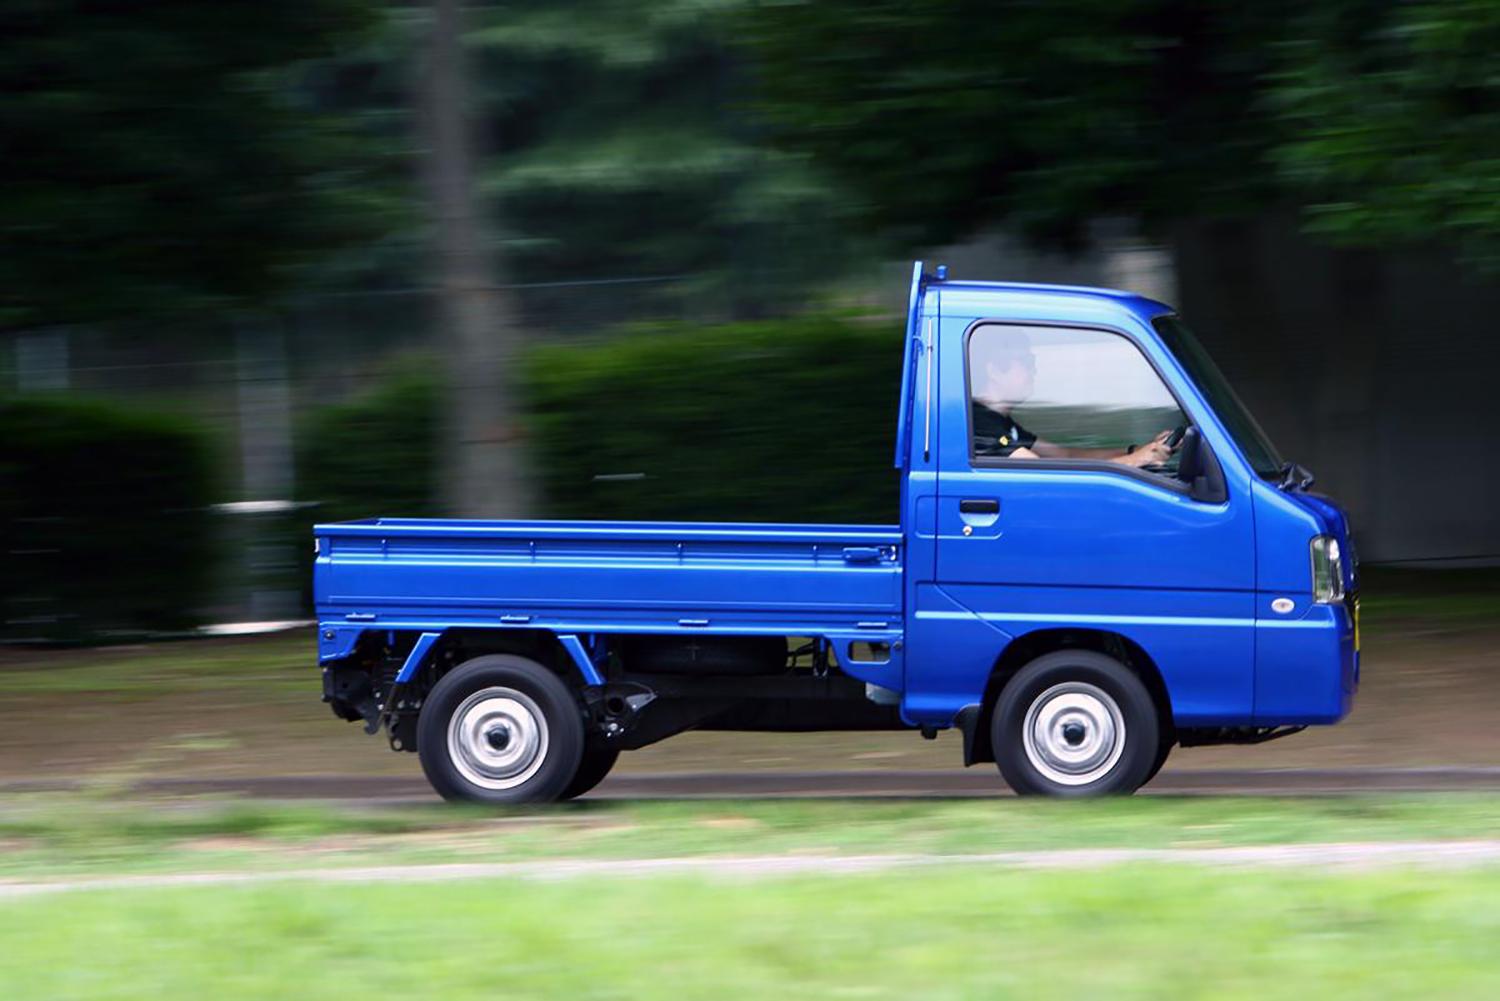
1310;535;1344;604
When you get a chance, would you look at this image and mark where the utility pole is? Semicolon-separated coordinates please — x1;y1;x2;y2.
422;0;528;517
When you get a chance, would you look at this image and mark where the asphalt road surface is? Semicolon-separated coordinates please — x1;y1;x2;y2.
8;768;1500;803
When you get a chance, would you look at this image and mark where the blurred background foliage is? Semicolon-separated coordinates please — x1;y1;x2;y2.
0;0;401;329
469;0;863;319
1271;0;1500;267
0;397;218;640
525;312;899;523
295;363;443;526
292;312;899;527
744;0;1500;264
6;0;1497;325
3;0;1498;636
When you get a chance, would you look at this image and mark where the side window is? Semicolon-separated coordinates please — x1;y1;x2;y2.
967;324;1187;472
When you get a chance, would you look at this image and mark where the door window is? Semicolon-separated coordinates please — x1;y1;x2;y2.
967;324;1187;474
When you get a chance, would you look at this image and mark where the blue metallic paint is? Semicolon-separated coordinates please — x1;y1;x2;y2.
1249;482;1360;721
556;634;606;687
314;265;1358;740
893;260;926;470
393;631;442;684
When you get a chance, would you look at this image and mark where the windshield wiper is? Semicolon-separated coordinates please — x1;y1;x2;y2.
1277;462;1315;491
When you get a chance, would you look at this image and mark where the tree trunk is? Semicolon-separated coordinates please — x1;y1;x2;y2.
421;0;528;518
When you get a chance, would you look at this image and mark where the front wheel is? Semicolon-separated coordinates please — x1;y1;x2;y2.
992;650;1160;797
418;655;585;804
1143;736;1174;786
560;744;621;801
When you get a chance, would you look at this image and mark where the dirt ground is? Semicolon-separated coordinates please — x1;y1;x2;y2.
0;617;1496;786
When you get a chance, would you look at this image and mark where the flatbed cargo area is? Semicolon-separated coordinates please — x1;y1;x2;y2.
316;518;904;634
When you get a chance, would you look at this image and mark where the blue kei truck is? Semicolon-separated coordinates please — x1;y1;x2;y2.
314;263;1359;802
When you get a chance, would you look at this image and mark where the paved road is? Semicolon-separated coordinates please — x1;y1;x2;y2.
7;767;1500;802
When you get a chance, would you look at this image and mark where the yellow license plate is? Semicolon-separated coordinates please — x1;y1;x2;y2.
1353;597;1360;652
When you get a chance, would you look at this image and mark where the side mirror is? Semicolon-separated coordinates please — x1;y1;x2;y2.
1177;427;1227;503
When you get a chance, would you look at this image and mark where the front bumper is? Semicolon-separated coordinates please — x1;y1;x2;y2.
1253;597;1359;725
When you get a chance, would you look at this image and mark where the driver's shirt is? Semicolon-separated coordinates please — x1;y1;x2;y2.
972;402;1038;457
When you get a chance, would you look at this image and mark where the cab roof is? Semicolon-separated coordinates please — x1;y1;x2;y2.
927;275;1174;325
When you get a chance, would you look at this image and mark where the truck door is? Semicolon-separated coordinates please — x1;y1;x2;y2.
931;318;1257;723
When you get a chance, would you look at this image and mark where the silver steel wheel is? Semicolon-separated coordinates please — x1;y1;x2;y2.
446;686;550;791
1021;681;1126;787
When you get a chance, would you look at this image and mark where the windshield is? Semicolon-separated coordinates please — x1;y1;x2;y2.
1152;315;1284;478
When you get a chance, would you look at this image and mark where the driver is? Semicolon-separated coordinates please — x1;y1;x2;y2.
972;328;1175;468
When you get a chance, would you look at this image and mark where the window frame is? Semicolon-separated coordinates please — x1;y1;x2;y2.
961;318;1210;499
1151;314;1284;479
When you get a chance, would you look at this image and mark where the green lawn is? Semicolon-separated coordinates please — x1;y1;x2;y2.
6;794;1500;880
1356;566;1500;627
4;865;1500;999
0;630;311;695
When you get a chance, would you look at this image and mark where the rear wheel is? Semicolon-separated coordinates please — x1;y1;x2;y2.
418;655;585;804
560;744;620;801
992;650;1160;797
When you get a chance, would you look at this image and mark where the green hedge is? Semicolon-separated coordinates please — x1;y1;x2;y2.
293;314;903;550
292;365;442;608
0;396;219;642
524;313;901;523
295;365;442;525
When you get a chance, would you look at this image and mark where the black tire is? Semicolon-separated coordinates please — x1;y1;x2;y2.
991;650;1160;797
1143;736;1174;786
560;743;621;801
417;654;585;804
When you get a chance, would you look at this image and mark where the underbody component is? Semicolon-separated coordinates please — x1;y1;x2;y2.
580;673;903;750
1177;725;1307;746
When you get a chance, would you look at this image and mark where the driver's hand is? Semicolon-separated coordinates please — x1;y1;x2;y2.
1120;430;1173;468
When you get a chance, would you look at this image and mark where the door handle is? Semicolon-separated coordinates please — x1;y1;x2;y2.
842;546;883;564
959;498;999;515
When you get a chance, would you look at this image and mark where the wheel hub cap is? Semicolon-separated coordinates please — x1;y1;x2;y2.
448;687;549;791
1022;681;1126;786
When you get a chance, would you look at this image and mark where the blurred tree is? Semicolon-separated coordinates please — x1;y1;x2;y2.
468;0;860;318
1272;0;1500;267
742;0;1288;251
0;0;394;329
421;0;528;517
743;0;1500;264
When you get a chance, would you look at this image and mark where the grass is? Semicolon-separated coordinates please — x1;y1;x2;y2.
0;630;311;696
1357;566;1500;628
3;573;1494;997
6;794;1500;880
4;865;1500;999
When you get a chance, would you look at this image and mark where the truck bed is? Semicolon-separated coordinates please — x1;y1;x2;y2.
313;518;904;636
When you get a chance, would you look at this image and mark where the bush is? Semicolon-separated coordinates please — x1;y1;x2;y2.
295;365;442;525
292;364;442;609
524;313;901;523
0;396;219;642
292;313;903;556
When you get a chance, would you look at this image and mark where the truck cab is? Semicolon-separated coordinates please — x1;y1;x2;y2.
314;263;1359;802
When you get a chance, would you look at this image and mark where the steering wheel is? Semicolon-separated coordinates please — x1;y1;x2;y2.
1140;424;1189;475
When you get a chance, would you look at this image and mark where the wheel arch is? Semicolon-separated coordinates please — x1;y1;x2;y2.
961;627;1175;765
318;627;592;693
416;627;595;688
